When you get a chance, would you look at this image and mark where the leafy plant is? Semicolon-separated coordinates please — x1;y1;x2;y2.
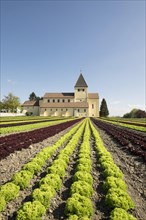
31;157;46;167
103;176;127;192
77;158;92;167
53;159;68;169
73;171;93;185
23;161;42;174
67;215;90;220
57;154;70;163
32;188;54;208
105;188;135;211
39;173;62;191
16;201;46;220
103;166;124;179
110;208;137;220
47;164;66;178
70;181;93;198
76;163;92;173
12;170;33;189
78;153;91;160
0;196;6;212
0;182;20;202
39;184;56;196
65;193;93;218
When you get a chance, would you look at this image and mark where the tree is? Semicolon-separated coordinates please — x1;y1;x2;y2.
2;93;21;112
100;98;109;117
0;101;4;111
29;92;40;101
123;108;146;118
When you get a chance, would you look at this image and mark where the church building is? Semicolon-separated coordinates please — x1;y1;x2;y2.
22;74;99;117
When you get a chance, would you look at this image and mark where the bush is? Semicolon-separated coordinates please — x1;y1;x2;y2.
65;193;93;218
32;188;54;208
110;208;137;220
70;181;93;198
105;188;135;211
12;170;33;189
73;171;93;185
39;174;62;191
16;201;46;220
0;182;20;202
0;196;6;212
26;112;33;116
103;177;127;192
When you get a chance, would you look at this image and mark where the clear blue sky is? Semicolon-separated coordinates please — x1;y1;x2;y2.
1;0;145;116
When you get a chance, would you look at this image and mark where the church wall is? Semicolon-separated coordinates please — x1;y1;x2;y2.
88;98;99;117
23;106;39;116
74;87;88;102
40;108;74;117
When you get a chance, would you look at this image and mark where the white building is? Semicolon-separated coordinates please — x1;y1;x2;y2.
22;74;99;117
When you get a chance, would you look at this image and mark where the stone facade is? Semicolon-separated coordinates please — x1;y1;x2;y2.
22;74;99;117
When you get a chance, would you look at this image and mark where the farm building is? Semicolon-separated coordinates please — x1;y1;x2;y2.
22;74;99;117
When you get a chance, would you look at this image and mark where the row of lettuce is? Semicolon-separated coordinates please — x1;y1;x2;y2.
0;119;137;219
100;118;146;132
0;118;74;135
0;120;84;213
90;120;136;220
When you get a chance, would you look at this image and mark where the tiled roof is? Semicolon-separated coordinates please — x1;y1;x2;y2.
44;93;74;98
74;74;88;87
40;102;88;108
22;100;39;106
88;93;99;99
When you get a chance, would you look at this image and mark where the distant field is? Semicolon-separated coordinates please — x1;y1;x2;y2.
109;117;146;123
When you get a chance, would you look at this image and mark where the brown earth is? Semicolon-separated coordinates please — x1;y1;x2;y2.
0;125;146;220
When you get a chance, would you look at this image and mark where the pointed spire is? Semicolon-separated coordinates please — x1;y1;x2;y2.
74;73;88;88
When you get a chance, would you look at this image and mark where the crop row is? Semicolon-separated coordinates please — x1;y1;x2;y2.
100;118;146;132
91;118;146;161
101;117;146;128
0;118;82;160
0;119;84;213
89;120;137;220
65;120;94;220
0;117;66;128
0;118;75;135
15;120;86;219
0;116;51;122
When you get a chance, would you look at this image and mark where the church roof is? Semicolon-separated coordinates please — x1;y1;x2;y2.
40;102;88;108
22;100;39;106
88;93;99;99
74;74;88;88
44;93;74;98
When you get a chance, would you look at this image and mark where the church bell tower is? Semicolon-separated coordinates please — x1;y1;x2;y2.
74;73;88;102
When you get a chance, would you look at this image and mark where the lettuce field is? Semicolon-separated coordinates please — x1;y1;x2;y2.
0;117;146;220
